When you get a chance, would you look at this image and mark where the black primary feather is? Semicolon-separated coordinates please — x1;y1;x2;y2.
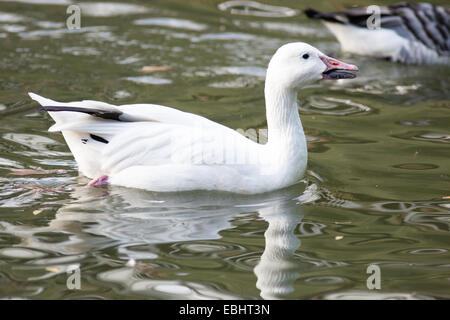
39;105;127;121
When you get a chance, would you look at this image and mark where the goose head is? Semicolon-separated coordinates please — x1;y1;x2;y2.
266;42;358;89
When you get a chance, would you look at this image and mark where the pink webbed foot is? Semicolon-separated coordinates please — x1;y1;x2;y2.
88;175;109;187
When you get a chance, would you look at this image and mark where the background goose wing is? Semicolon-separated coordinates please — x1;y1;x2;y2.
306;3;450;55
388;3;449;55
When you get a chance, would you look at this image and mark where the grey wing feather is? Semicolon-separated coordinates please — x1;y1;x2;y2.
306;2;450;56
390;3;449;54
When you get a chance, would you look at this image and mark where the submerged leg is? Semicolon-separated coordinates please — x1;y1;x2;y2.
88;175;109;187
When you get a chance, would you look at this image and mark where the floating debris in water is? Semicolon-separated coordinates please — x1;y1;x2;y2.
334;221;352;225
45;266;60;273
141;66;172;73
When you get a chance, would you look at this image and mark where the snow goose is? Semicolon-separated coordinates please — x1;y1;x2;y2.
29;42;358;194
306;2;450;64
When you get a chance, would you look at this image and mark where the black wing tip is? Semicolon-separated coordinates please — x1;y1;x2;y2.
38;105;125;121
38;105;65;112
304;8;321;19
304;8;347;24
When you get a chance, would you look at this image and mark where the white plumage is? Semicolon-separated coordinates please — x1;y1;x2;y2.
30;42;357;194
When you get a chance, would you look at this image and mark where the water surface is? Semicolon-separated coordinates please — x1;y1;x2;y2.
0;0;449;299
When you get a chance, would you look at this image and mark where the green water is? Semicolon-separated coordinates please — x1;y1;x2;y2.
0;0;449;299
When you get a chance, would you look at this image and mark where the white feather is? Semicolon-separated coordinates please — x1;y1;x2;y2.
323;22;408;59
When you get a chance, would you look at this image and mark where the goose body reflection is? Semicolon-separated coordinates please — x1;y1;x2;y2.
1;182;308;253
254;202;303;299
0;181;321;298
1;180;443;299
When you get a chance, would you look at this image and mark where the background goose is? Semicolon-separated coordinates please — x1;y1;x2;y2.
30;42;357;194
305;2;450;64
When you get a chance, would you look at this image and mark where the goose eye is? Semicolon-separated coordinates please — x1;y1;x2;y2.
302;53;309;60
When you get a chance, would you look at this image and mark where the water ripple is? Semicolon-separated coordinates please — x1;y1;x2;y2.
98;267;244;299
317;290;434;300
393;131;450;144
301;96;371;116
218;1;298;18
79;2;151;17
123;76;172;85
169;241;245;259
134;18;207;31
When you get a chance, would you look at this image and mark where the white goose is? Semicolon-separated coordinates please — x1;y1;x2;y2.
30;42;358;194
306;2;450;64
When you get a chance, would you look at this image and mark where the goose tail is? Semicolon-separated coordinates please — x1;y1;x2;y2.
304;8;346;24
29;92;119;178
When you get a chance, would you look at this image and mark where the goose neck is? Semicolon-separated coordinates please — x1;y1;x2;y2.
264;80;304;146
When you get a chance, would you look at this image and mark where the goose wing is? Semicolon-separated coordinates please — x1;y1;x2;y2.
30;93;261;177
